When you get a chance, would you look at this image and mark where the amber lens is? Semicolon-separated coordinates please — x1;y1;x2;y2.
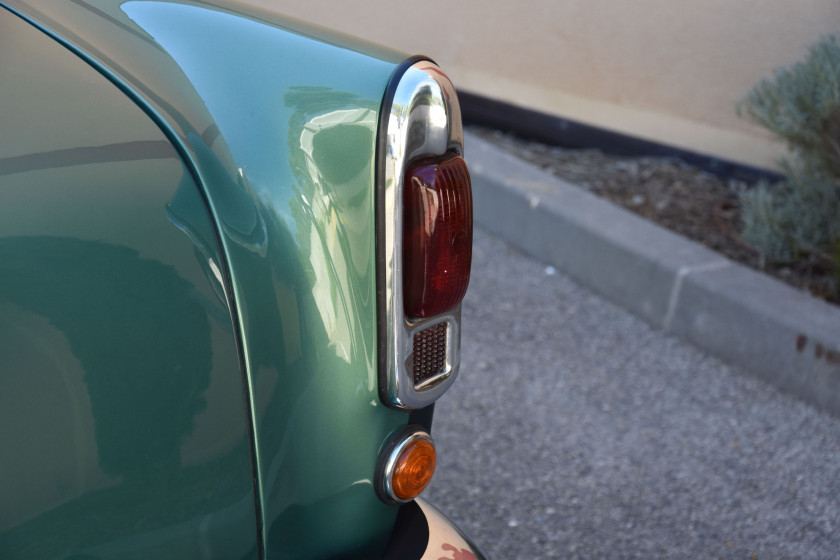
391;438;437;500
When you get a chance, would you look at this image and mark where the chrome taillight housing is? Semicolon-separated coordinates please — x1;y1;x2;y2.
377;60;472;409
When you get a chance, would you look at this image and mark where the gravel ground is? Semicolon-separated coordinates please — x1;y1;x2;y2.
470;127;838;304
426;228;840;560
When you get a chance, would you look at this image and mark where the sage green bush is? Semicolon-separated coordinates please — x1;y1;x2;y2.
738;35;840;295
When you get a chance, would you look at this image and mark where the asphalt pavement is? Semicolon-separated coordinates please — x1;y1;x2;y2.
425;228;840;560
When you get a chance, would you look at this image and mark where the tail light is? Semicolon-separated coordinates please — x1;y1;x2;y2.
377;60;471;410
403;155;472;319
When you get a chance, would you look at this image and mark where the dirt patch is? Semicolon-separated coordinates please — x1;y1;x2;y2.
472;127;838;304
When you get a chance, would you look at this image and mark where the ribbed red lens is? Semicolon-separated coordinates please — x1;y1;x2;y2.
403;154;472;318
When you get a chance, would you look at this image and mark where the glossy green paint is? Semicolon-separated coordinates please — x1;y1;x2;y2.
3;1;413;558
0;8;257;558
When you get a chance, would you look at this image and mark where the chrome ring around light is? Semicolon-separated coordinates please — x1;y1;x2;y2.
379;60;464;410
375;427;434;505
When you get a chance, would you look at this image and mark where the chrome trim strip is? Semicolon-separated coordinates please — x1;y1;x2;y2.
381;61;465;410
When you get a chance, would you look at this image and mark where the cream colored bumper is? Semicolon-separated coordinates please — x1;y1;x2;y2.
415;499;486;560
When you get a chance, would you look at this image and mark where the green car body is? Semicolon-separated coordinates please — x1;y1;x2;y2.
0;2;481;558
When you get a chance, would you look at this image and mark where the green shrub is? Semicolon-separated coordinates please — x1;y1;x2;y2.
737;35;840;295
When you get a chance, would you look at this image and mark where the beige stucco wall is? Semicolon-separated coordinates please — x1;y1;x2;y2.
247;1;840;169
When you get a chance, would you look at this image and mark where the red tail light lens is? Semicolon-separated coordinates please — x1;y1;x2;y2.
403;154;472;319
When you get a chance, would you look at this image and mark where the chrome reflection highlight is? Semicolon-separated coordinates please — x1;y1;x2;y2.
379;61;464;409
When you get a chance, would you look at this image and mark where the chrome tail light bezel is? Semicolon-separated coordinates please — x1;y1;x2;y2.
376;59;467;410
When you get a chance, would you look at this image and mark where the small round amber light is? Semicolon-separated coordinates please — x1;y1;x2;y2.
391;437;437;501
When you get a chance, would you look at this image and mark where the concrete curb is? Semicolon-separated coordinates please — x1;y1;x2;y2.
465;131;840;417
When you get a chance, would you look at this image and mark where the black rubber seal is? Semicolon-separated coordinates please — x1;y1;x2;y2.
381;501;430;559
408;404;435;432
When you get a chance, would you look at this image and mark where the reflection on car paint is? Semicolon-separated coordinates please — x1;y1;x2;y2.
120;3;409;555
0;10;257;556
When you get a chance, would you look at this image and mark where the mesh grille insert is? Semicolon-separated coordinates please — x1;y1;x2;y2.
413;322;448;386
